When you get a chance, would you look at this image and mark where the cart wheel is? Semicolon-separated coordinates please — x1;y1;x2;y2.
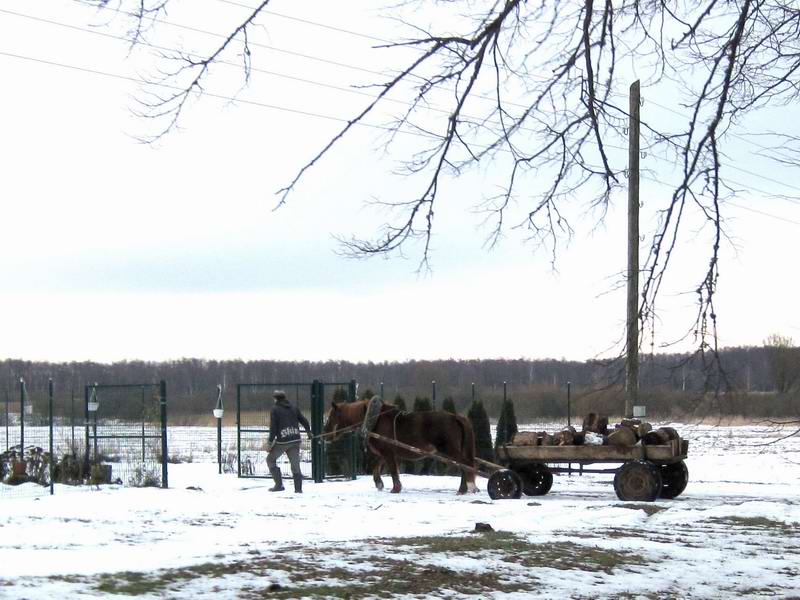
659;461;688;499
614;460;662;502
487;469;522;500
517;464;553;496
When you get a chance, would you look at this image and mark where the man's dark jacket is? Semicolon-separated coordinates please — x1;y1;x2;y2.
269;398;311;445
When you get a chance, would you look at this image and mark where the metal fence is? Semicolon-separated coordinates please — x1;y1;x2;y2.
0;379;55;500
1;376;577;500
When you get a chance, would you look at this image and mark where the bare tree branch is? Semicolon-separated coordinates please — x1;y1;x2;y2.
86;0;800;391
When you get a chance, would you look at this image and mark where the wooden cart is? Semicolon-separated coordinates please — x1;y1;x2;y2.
486;437;690;502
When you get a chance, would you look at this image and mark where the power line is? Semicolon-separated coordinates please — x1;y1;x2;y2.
6;5;799;198
0;7;455;117
64;0;392;78
641;174;800;227
74;0;800;171
0;7;632;151
214;0;393;45
726;201;800;227
69;3;800;195
5;47;798;231
0;49;443;142
641;95;799;164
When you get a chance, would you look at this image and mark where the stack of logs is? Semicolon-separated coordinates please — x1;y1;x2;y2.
510;413;680;447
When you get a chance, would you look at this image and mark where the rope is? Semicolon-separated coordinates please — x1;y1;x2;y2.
310;421;362;441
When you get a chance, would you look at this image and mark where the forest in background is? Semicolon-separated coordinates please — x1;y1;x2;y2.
2;340;799;422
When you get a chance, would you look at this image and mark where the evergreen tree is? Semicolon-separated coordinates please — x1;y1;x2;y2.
332;387;349;403
467;400;494;463
412;396;432;412
393;394;407;412
442;396;457;414
495;398;519;447
359;388;375;400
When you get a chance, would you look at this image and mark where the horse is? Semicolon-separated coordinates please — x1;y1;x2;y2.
323;399;479;495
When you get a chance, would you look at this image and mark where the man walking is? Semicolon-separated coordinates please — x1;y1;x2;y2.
267;389;312;493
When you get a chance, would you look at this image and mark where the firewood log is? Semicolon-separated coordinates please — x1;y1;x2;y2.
607;425;637;447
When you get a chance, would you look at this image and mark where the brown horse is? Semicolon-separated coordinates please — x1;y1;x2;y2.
323;399;479;495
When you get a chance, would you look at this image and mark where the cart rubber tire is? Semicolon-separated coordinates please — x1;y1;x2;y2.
659;460;688;499
487;469;523;500
614;460;662;502
517;464;553;496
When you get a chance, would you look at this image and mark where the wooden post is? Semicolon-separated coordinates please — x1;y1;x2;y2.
625;80;641;419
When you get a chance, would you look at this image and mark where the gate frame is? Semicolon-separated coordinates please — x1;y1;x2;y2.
83;380;168;489
317;380;359;483
235;380;358;483
236;381;316;480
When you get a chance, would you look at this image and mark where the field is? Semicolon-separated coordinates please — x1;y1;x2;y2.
0;423;798;599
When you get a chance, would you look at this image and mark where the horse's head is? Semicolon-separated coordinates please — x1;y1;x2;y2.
323;402;341;439
323;400;368;441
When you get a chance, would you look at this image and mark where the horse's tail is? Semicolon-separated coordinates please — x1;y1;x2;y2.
457;414;476;469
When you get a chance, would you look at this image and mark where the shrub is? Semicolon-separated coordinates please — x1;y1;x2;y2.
332;387;349;403
413;396;432;412
467;401;494;463
128;464;161;488
495;399;518;447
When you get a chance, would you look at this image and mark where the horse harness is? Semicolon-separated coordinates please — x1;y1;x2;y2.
360;397;405;451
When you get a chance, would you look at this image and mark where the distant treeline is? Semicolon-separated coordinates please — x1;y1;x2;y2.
2;344;797;421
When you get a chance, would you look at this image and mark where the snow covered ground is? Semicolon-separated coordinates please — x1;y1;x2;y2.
0;424;798;599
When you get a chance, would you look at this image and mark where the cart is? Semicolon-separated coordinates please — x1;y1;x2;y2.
360;427;688;502
486;436;690;502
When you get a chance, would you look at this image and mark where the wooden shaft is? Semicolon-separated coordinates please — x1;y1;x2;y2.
367;430;503;476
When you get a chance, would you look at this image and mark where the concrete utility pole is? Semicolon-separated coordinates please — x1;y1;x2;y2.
625;80;641;419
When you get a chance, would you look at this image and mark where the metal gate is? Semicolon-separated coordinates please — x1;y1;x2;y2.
236;380;360;482
84;381;168;488
236;382;313;480
317;381;361;482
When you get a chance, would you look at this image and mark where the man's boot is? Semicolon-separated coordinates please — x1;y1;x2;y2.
268;467;284;492
293;474;303;494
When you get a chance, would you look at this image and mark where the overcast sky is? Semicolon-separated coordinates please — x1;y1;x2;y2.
1;0;799;364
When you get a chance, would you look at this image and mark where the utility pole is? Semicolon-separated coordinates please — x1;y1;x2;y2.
625;80;641;419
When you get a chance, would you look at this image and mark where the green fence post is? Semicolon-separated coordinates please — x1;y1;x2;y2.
311;380;323;483
236;384;242;479
84;385;90;472
49;378;54;496
348;379;357;402
348;379;358;479
160;380;168;489
19;378;24;453
567;381;572;428
4;389;8;452
5;389;8;452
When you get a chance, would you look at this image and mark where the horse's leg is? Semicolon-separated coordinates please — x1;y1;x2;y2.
442;436;479;495
460;470;479;494
385;452;402;494
372;457;385;491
